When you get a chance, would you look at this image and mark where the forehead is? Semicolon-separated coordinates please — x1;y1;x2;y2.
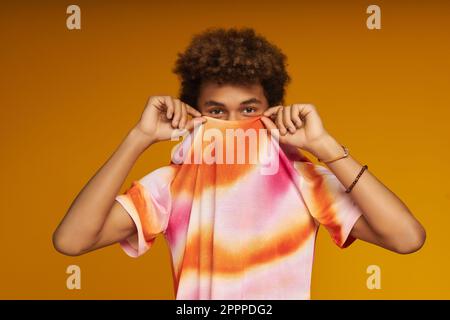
198;82;266;103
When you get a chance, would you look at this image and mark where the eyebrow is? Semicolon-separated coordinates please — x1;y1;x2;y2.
204;98;262;108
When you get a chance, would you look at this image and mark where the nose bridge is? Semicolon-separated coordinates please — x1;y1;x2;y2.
227;110;240;121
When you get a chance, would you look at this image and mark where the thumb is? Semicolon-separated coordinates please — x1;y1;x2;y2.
261;116;281;141
261;115;278;131
185;116;207;131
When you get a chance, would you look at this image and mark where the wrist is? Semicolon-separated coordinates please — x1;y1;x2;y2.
126;126;156;154
308;134;343;162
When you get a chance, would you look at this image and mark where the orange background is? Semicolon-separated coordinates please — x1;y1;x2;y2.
1;0;449;299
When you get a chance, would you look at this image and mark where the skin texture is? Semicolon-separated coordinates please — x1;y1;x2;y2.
53;81;426;256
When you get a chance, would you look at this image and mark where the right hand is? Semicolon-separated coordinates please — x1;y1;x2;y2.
134;96;206;145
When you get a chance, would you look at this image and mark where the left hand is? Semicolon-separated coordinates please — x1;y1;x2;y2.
260;104;331;154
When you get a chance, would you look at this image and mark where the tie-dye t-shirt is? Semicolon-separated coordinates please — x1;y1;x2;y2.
115;116;363;300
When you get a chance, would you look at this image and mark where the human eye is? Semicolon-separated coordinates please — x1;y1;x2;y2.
209;108;224;115
242;106;256;114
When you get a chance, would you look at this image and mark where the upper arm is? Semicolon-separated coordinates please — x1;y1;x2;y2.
350;214;393;250
296;161;363;248
87;201;138;253
108;166;176;257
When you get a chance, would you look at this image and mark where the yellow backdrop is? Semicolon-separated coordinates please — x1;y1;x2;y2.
1;0;449;299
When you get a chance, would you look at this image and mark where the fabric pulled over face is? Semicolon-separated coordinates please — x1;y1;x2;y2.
167;116;318;299
116;115;363;300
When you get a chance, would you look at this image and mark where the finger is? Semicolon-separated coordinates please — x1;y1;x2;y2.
186;104;202;117
291;104;303;128
185;116;207;131
283;105;296;133
263;106;281;118
276;106;287;135
163;96;175;120
172;99;182;128
179;103;188;129
260;116;280;139
297;103;322;129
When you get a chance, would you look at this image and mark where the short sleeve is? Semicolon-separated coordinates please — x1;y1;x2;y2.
295;162;363;248
115;165;175;257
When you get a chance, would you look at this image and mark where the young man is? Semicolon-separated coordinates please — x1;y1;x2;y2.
53;27;426;299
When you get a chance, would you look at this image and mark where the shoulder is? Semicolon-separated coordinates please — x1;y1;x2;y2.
278;144;335;183
293;160;341;190
139;164;179;189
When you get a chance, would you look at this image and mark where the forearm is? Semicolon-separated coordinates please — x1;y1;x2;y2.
310;134;425;244
53;126;154;250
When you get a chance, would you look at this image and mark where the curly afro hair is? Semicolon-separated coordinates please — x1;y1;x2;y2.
172;27;291;109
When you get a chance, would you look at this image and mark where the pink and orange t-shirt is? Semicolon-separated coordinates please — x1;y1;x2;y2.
115;116;363;299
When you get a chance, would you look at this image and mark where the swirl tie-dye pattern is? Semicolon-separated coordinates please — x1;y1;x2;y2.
115;116;363;299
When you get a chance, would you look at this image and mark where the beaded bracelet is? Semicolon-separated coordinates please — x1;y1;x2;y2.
316;145;367;193
345;165;368;193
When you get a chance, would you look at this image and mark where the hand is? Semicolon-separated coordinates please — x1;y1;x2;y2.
133;96;206;145
260;104;332;154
